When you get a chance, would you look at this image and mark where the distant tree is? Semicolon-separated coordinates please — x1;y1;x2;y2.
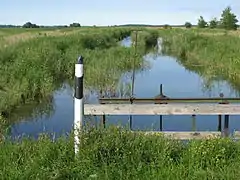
219;6;238;30
197;16;207;28
209;18;218;29
22;22;39;28
22;22;32;28
163;24;172;29
185;22;192;28
69;23;81;27
0;24;19;28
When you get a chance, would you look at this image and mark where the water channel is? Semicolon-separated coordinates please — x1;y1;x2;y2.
9;37;240;138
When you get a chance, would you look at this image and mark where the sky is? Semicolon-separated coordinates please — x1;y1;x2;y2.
0;0;240;26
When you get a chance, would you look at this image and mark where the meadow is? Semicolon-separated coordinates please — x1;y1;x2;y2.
1;27;240;179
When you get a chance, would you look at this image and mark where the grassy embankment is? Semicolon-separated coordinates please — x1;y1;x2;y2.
0;27;129;116
0;27;85;47
159;28;240;92
1;126;240;179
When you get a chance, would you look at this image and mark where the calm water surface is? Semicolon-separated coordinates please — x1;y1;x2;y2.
9;37;240;138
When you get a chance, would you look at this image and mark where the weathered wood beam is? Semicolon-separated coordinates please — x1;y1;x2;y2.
84;104;240;115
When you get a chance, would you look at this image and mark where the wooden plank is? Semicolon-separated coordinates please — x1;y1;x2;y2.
84;104;240;115
137;131;221;140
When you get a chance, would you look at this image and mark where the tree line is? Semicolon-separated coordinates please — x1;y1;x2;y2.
21;22;81;28
0;22;82;28
184;6;238;30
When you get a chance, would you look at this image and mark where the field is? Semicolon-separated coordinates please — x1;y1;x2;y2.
1;27;240;179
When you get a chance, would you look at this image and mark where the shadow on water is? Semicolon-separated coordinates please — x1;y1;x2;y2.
7;36;240;139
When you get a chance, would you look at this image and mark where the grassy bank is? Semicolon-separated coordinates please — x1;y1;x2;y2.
0;126;239;179
0;27;158;117
0;28;81;47
159;29;240;91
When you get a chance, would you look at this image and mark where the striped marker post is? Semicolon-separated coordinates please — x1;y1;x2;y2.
74;56;84;154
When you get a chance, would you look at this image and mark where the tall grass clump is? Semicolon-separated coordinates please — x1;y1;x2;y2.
1;126;240;179
159;29;240;91
0;115;7;142
0;27;152;117
131;29;159;54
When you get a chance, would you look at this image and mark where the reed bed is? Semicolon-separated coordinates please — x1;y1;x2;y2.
0;27;157;118
159;29;240;91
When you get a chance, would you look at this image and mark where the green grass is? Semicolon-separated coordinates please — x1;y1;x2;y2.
1;126;240;179
158;28;240;92
131;29;159;53
0;27;83;47
0;27;158;118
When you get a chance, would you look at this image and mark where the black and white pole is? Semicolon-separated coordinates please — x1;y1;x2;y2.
74;56;84;154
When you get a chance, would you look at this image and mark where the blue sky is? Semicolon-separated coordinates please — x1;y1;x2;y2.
1;0;240;26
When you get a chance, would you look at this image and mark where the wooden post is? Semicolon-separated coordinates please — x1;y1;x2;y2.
219;93;230;137
99;88;106;128
156;84;169;131
102;114;106;128
218;93;223;133
218;115;222;132
74;56;84;154
224;115;229;137
159;84;163;131
191;114;196;132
